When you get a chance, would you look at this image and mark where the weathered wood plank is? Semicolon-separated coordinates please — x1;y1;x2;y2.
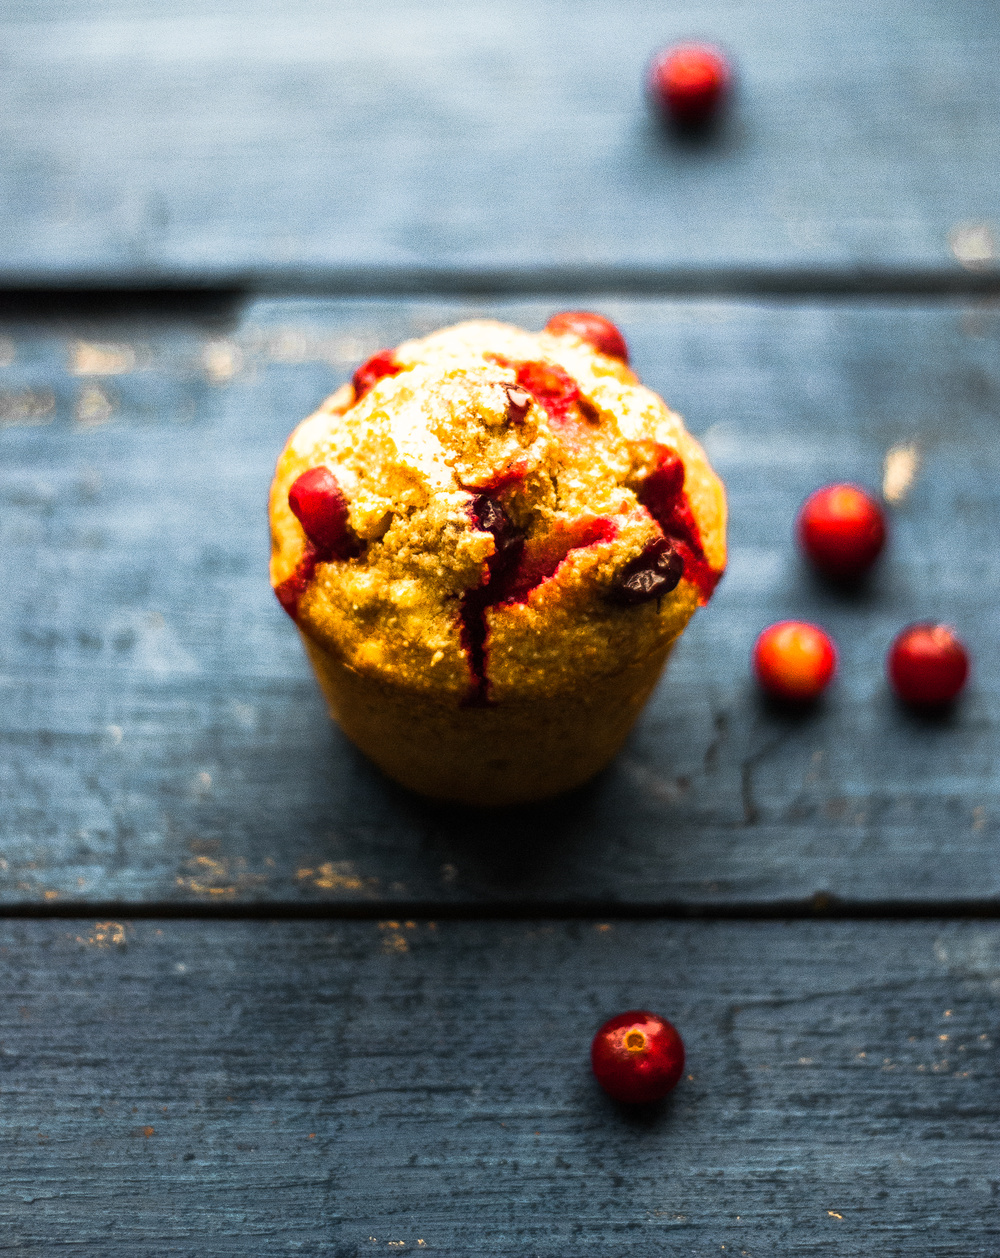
0;919;995;1255
0;0;998;284
0;296;998;908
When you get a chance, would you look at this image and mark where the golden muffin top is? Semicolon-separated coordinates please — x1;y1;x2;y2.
269;314;726;705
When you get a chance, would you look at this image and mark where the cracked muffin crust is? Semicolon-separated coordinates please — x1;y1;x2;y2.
269;315;726;804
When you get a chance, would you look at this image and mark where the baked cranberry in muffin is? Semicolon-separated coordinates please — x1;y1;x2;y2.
544;311;629;363
352;348;401;400
798;483;886;578
288;467;358;559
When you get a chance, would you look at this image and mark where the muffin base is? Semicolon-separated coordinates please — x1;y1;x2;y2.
301;633;677;806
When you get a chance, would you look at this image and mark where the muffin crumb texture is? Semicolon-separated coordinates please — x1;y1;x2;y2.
269;318;726;803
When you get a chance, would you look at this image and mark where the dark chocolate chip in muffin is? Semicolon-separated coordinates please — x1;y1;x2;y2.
609;537;684;605
503;383;533;423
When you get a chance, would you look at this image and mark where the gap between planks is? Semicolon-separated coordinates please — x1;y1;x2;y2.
2;266;1000;313
0;898;998;923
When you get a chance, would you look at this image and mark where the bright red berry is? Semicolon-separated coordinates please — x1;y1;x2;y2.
544;311;629;363
288;466;355;558
753;621;837;702
797;483;886;579
352;348;400;400
591;1010;685;1104
649;44;730;126
888;623;969;707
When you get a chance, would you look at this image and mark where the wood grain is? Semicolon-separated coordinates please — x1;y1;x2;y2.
0;918;995;1255
0;0;997;285
0;296;997;909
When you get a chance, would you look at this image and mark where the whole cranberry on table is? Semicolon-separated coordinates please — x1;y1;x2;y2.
797;483;887;579
753;621;838;702
888;623;969;708
649;44;730;126
591;1010;685;1104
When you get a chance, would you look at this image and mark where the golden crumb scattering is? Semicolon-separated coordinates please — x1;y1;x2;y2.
882;442;921;504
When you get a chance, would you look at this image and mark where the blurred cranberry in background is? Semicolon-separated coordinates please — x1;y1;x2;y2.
649;44;730;126
797;483;886;579
753;621;838;702
888;624;969;708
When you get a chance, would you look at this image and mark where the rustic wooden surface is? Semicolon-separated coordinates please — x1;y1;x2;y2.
0;0;998;288
0;296;996;909
2;0;999;1250
0;918;995;1256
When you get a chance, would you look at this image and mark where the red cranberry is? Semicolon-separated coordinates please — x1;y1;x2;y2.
288;467;355;558
591;1010;685;1104
608;537;684;604
888;623;969;707
753;621;837;702
797;483;886;579
514;359;580;430
634;444;720;604
352;348;400;400
516;360;577;404
649;44;730;126
544;311;629;363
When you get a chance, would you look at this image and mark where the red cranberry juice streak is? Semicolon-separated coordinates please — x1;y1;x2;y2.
459;497;524;706
514;360;579;427
459;496;618;706
464;459;529;497
274;544;319;618
502;517;617;604
459;359;580;705
637;447;720;602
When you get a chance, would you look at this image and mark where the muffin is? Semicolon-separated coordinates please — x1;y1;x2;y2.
269;311;726;805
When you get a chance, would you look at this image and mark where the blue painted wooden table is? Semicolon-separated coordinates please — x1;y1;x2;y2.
0;2;998;1254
